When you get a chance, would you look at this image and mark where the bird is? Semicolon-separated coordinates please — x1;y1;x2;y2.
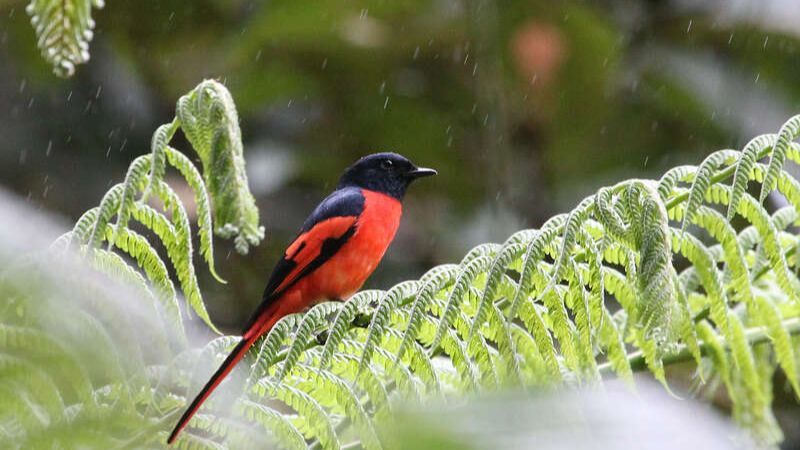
167;152;436;444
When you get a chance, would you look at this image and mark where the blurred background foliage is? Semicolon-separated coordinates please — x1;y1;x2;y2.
1;0;800;365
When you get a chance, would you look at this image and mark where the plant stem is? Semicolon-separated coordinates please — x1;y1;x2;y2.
598;317;800;376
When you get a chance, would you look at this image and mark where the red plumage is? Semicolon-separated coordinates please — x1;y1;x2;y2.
168;153;433;444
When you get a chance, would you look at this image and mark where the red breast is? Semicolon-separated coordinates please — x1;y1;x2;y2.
267;189;402;318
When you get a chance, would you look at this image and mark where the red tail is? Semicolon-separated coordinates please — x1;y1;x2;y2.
167;303;282;444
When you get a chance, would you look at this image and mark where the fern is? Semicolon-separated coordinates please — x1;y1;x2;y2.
56;79;264;334
7;81;800;448
26;0;104;77
188;114;800;448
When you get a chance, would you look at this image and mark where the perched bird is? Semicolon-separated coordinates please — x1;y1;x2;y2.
168;152;436;444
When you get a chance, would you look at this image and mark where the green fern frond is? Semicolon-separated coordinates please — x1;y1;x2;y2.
59;80;263;333
727;134;777;222
14;84;800;447
760;115;800;203
176;80;265;254
237;399;307;450
206;113;800;448
26;0;104;77
164;147;225;283
250;381;335;449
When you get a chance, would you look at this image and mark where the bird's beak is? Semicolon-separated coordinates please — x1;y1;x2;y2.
406;167;437;179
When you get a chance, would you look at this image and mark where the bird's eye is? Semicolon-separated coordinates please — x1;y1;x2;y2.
381;159;394;170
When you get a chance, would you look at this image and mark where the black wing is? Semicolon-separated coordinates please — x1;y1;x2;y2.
240;187;365;334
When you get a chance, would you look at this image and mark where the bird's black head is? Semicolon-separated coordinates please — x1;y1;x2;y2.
338;152;437;200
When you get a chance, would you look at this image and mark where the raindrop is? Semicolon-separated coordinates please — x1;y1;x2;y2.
119;138;128;153
755;73;760;83
379;81;386;95
643;156;649;167
45;140;52;156
255;49;262;61
95;85;102;99
19;149;27;165
383;96;389;109
763;36;769;50
106;145;112;157
18;79;26;94
321;57;328;69
472;63;478;76
67;91;73;102
360;8;368;19
27;97;34;108
728;33;734;45
413;46;420;60
287;99;293;108
686;20;692;33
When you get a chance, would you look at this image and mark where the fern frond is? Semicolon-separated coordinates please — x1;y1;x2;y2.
727;134;777;222
250;381;336;449
60;80;264;334
237;399;307;450
164;147;225;283
26;0;104;77
227;114;800;447
760;115;800;203
17;83;800;448
176;80;265;254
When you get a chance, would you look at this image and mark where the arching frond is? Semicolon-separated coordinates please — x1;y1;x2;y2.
57;80;263;332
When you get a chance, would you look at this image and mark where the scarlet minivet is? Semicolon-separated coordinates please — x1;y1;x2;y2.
168;152;436;444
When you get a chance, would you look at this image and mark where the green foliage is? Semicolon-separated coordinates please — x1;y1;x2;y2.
189;114;799;449
176;80;265;254
0;79;265;449
55;79;264;333
6;79;800;448
25;0;104;77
